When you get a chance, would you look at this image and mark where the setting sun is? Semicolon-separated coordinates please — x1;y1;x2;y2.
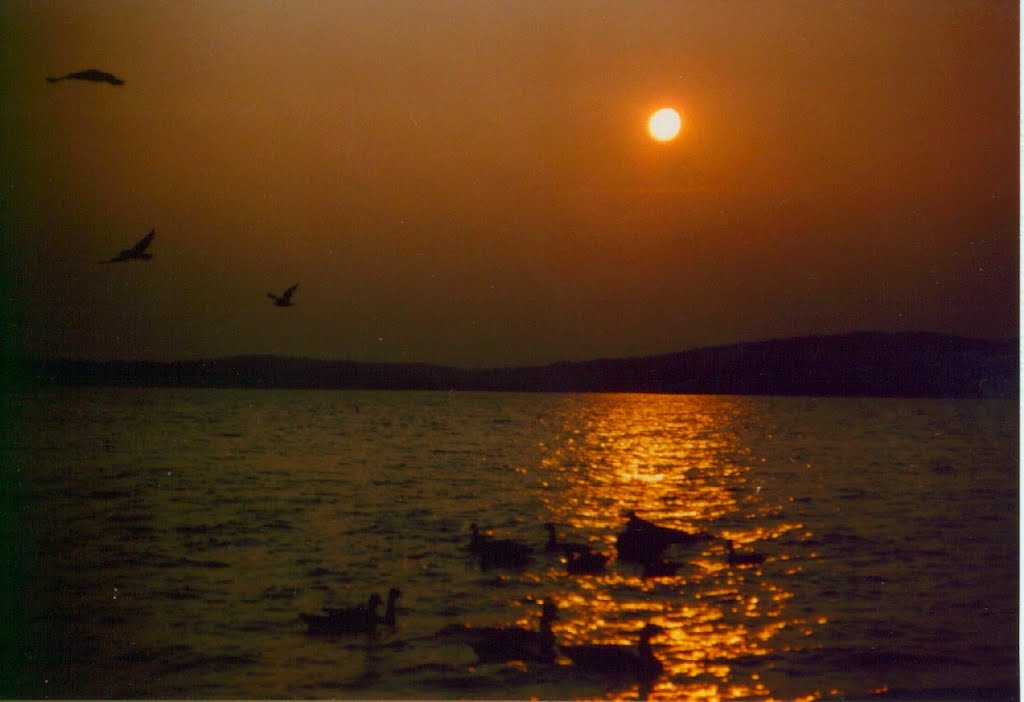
648;107;682;141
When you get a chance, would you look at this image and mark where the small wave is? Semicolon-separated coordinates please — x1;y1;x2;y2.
132;555;230;569
174;524;217;535
87;489;133;500
474;576;516;588
160;652;260;675
776;645;966;672
180;556;230;568
260;519;293;531
307;566;338;577
262;585;299;600
821;529;873;545
154;586;209;600
413;671;490;692
315;671;382;690
872;683;1018;700
395;662;463;675
116;643;192;663
114;525;158;539
107;512;153;523
173;520;248;535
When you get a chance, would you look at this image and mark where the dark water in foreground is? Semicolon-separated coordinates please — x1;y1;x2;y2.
5;389;1018;700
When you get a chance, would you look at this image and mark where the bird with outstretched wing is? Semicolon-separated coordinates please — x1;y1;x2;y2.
46;69;125;86
268;283;298;307
100;229;155;263
46;68;125;85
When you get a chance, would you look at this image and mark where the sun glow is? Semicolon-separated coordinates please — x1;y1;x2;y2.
648;107;682;141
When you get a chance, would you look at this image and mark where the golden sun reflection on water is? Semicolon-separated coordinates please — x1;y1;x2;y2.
533;394;812;700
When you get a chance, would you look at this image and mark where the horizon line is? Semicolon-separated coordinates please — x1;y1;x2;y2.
21;329;1018;371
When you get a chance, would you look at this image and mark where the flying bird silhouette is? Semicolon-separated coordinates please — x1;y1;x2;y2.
99;229;155;263
268;284;298;307
46;69;125;86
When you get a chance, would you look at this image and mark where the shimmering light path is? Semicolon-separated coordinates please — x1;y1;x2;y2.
11;390;1017;700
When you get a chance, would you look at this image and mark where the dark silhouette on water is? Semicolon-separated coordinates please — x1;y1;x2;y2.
562;622;665;681
615;511;712;564
300;592;380;635
439;599;558;663
468;523;533;570
567;550;609;575
268;283;298;307
641;559;682;578
46;69;125;85
299;589;399;635
544;522;591;557
99;229;155;263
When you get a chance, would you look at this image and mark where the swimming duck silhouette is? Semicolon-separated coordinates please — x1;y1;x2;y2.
726;540;766;566
467;523;489;553
441;599;558;664
99;229;154;263
544;522;591;557
268;283;298;307
567;550;609;575
615;511;712;564
468;523;533;570
562;623;665;681
299;591;388;635
640;559;682;579
46;68;125;85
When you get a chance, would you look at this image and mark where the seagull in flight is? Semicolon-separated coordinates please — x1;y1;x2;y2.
99;229;155;263
46;69;125;86
268;283;298;307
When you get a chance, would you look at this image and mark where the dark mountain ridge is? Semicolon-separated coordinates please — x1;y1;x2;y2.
19;331;1018;398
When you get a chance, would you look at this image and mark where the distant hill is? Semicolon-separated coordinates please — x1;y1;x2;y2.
19;332;1019;398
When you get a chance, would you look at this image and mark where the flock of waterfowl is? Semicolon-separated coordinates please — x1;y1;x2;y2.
297;511;767;684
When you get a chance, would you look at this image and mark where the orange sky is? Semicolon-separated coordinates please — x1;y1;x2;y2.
2;1;1018;366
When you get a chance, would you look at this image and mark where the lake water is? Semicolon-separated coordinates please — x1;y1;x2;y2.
5;389;1018;700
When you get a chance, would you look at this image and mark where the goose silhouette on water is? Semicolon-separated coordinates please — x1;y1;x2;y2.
300;588;400;636
562;623;665;682
468;523;533;570
99;229;155;263
300;593;380;635
47;68;124;85
615;511;712;564
467;523;489;553
567;550;609;575
268;283;298;307
641;559;682;579
726;540;766;566
441;599;558;664
544;522;591;557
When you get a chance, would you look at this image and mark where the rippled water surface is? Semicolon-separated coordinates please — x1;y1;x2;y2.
6;389;1018;700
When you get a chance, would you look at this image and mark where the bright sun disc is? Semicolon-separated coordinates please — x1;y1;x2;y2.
648;107;682;141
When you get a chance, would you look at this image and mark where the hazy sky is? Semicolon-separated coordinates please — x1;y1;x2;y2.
2;1;1018;367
